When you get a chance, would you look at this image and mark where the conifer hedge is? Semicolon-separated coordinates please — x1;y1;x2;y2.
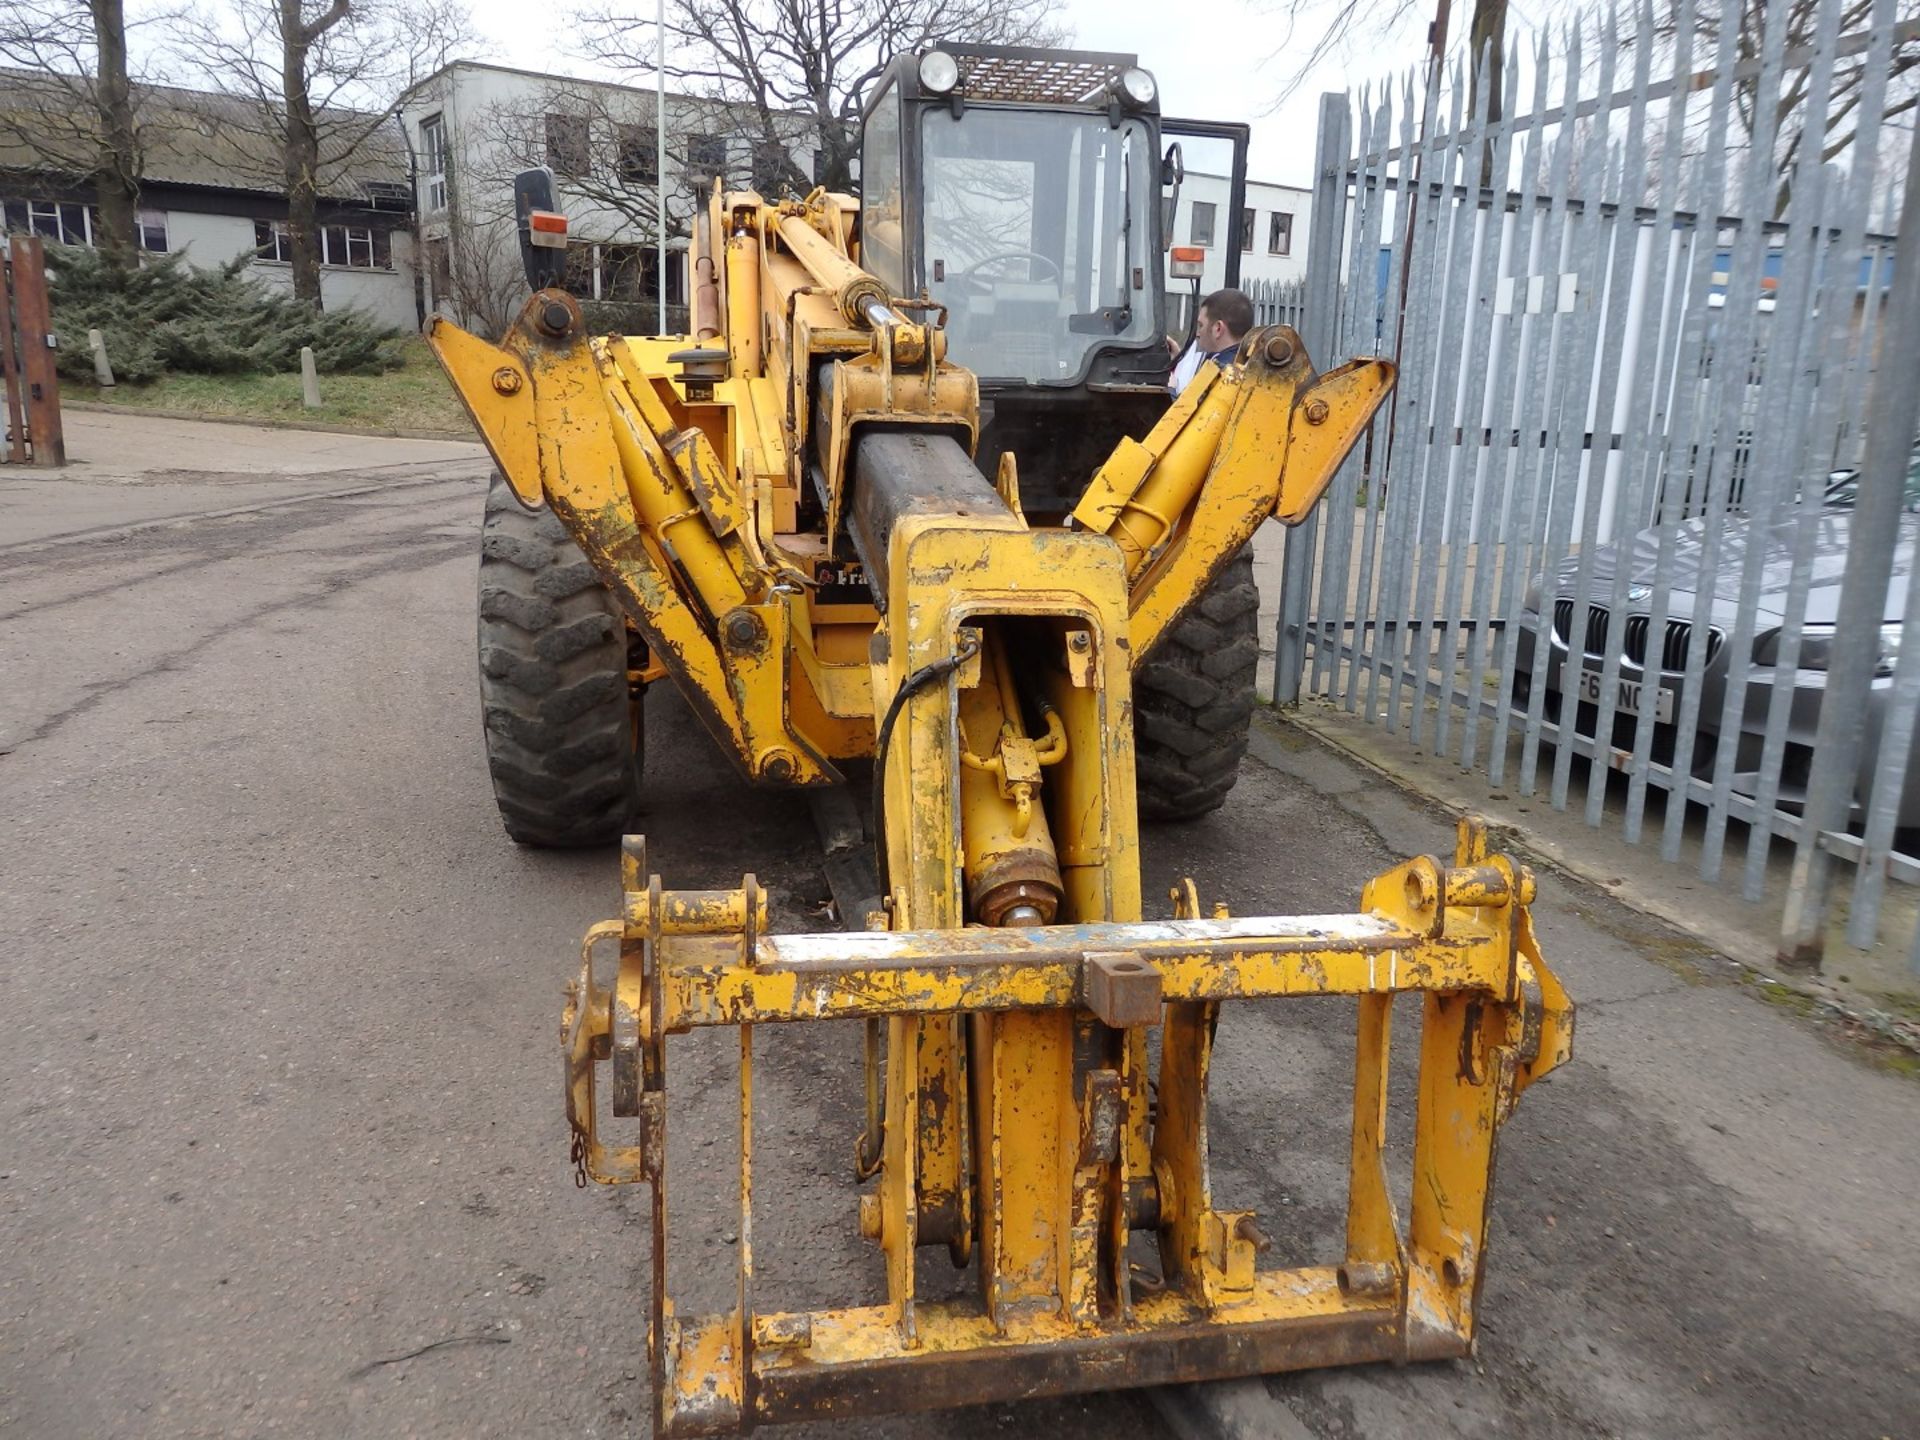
45;244;405;384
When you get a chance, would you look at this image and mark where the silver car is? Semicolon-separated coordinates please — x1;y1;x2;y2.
1513;506;1918;826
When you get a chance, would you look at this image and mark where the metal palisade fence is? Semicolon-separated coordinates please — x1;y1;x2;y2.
1247;275;1308;329
1275;0;1920;973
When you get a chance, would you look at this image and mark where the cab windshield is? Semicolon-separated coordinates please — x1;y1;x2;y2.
919;107;1155;385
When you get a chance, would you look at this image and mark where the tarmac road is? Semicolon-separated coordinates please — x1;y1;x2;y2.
2;459;1914;1439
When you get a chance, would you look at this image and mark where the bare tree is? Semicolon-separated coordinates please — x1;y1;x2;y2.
573;0;1066;193
0;0;165;265
1263;0;1509;117
1616;0;1920;218
430;218;526;337
175;0;470;308
465;81;698;238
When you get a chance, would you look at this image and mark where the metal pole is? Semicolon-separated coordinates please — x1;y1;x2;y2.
1777;113;1920;971
1276;92;1354;705
656;0;668;336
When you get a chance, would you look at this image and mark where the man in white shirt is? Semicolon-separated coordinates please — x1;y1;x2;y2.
1168;288;1253;398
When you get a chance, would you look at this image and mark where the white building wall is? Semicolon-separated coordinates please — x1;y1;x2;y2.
151;207;418;332
403;62;813;329
166;210;258;268
1167;173;1311;294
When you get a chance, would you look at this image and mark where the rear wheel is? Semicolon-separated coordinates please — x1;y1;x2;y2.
1133;548;1260;821
476;473;642;846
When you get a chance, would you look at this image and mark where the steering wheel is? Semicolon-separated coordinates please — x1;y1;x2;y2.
957;250;1062;284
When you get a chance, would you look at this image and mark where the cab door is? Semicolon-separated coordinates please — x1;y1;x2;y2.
1157;118;1250;341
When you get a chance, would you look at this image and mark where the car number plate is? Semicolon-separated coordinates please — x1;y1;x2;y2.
1578;668;1674;723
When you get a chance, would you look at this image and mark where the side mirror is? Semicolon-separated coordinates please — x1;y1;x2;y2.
1160;142;1183;254
1160;142;1184;187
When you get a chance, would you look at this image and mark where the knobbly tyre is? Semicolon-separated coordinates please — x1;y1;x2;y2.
429;42;1574;1436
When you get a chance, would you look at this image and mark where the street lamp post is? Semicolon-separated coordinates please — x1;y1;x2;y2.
656;0;667;335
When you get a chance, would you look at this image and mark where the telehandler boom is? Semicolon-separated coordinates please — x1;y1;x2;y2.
429;42;1571;1435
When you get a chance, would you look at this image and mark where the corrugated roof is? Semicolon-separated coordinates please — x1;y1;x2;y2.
0;68;409;200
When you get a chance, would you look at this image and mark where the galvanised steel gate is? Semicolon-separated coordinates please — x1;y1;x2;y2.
1275;0;1920;978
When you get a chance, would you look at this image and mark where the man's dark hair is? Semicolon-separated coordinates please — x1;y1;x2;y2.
1199;287;1254;339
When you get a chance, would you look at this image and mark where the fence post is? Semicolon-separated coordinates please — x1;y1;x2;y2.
9;235;64;467
1276;92;1353;706
1777;116;1920;972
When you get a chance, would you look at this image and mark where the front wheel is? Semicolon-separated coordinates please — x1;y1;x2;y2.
475;473;642;846
1133;548;1260;821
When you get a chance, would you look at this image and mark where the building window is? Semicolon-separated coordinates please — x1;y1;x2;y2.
254;219;293;262
752;143;788;195
1240;207;1255;252
420;113;447;211
546;113;591;177
254;221;392;269
686;133;727;183
601;243;645;300
8;198;95;245
136;209;168;252
323;223;389;268
3;199;162;252
616;123;657;185
1190;200;1215;248
557;240;676;305
1268;211;1292;256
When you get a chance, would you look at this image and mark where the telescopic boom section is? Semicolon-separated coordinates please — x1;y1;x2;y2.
426;183;1568;1435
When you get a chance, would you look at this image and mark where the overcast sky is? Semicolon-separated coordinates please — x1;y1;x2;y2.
458;0;1434;188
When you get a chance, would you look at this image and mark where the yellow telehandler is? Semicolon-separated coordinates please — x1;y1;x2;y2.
429;42;1572;1435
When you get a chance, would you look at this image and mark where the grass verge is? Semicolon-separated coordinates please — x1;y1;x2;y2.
71;338;471;437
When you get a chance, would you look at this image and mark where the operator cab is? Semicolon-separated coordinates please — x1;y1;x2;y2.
859;44;1246;512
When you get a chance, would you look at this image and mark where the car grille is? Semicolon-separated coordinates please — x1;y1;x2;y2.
1552;599;1723;671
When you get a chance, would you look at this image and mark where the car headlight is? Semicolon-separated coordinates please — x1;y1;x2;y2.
1116;67;1157;106
1752;621;1900;674
918;49;960;95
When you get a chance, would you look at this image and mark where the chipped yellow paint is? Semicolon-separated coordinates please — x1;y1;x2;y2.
563;819;1569;1433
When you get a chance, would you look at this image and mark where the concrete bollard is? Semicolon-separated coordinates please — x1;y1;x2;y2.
300;346;321;409
88;327;115;388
